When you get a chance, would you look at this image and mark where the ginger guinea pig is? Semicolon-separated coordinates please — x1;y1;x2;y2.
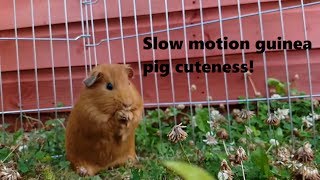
65;64;143;176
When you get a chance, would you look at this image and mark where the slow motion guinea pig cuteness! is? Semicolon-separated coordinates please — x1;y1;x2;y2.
65;64;144;176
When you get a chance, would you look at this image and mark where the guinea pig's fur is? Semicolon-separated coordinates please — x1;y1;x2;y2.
65;64;143;176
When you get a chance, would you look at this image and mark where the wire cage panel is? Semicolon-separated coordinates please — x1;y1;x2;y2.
0;0;319;124
0;0;283;31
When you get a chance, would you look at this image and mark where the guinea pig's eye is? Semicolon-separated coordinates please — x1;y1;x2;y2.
106;83;113;90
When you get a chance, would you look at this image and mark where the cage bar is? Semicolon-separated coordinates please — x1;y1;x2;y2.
63;0;74;106
181;0;195;140
217;0;232;142
103;0;112;64
300;0;317;146
117;0;127;64
89;2;98;66
12;0;23;129
47;0;58;119
147;0;163;140
80;0;89;77
30;0;41;122
277;0;295;148
164;0;178;125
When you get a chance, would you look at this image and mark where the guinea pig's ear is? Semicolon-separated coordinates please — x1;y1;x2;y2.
83;71;103;88
124;64;134;79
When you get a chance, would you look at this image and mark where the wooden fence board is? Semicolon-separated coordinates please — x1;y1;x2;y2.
0;0;284;31
1;49;319;111
0;2;319;72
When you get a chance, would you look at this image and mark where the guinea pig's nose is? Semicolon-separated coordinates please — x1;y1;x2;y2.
120;116;127;122
122;102;132;108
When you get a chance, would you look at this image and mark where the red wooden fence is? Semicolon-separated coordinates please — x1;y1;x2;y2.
0;0;319;112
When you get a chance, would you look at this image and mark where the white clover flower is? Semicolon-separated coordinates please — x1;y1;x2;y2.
176;104;185;110
269;139;279;146
218;159;233;180
276;108;289;120
210;109;221;121
211;109;220;116
203;132;218;145
218;171;231;180
287;160;303;170
276;147;291;163
271;94;281;98
0;162;21;180
266;113;280;126
302;116;314;128
245;126;253;135
237;109;254;120
18;145;28;152
167;123;188;143
294;142;314;163
309;113;320;121
271;94;281;99
207;109;225;130
302;113;320;129
304;116;314;122
235;146;247;162
295;165;320;180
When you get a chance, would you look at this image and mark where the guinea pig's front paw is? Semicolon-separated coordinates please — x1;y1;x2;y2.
76;166;97;177
126;155;143;168
115;110;133;125
76;166;89;177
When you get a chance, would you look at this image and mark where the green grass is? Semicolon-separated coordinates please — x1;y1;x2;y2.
0;79;320;179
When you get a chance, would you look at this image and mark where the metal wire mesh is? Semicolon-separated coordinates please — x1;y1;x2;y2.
0;0;319;146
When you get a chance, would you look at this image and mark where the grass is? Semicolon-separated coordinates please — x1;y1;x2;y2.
0;78;319;180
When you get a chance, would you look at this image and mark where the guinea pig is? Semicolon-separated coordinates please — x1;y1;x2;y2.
65;64;144;176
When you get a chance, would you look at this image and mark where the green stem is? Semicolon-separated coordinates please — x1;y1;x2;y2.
271;126;279;153
222;140;229;156
2;141;21;163
241;161;246;180
179;141;191;164
266;145;273;154
56;118;66;129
